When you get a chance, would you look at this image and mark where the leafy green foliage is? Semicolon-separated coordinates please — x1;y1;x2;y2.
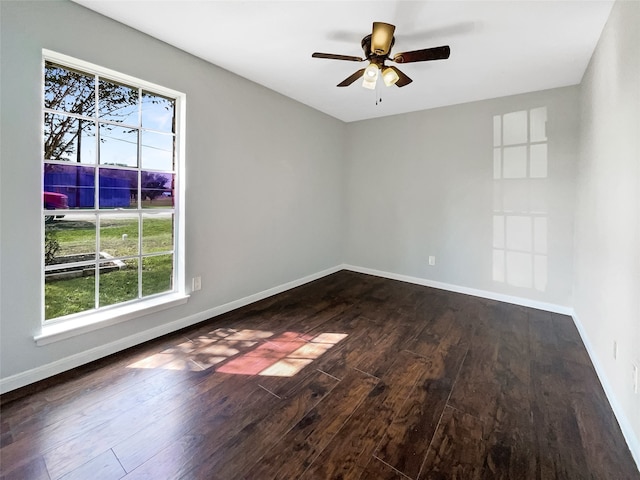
44;230;60;265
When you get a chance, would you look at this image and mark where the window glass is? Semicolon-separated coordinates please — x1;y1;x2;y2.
141;131;174;170
44;164;95;209
99;124;138;167
44;114;96;163
99;214;139;258
98;79;139;125
98;168;137;209
99;259;139;307
43;55;180;322
142;91;175;132
141;172;174;209
45;215;97;262
45;274;95;320
142;213;174;254
45;62;95;115
142;254;173;297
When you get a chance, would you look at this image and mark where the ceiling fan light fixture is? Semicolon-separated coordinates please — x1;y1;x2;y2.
362;63;379;89
362;78;377;89
382;67;399;86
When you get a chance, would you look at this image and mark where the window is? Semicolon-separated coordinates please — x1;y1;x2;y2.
42;51;185;325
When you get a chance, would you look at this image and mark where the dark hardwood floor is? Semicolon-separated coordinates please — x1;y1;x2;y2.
1;271;638;480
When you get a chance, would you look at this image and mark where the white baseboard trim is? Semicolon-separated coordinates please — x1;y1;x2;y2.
571;311;640;471
0;265;343;394
343;264;573;316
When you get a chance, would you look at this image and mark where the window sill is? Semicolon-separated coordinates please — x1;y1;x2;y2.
34;293;190;346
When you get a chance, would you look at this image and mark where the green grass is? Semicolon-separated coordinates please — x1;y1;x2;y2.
45;216;174;320
46;216;173;257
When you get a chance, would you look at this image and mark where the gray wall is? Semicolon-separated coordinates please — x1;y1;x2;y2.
1;4;638;464
344;87;579;307
0;1;345;381
574;0;640;455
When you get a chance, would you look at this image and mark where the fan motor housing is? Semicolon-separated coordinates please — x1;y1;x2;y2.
361;34;395;61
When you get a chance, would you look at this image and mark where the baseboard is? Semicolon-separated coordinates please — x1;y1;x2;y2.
0;265;343;394
343;264;573;315
571;311;640;471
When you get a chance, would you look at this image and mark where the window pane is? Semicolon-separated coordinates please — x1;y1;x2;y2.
45;62;95;115
141;171;174;208
142;213;174;254
142;91;175;132
98;168;137;209
99;79;139;125
142;254;173;297
99;123;138;167
99;214;139;258
99;258;138;307
44;114;96;163
45;273;96;320
141;131;174;170
45;215;97;263
44;164;95;209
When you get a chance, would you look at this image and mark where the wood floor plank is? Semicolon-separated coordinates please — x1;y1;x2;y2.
358;456;413;479
299;350;431;479
178;369;338;479
58;449;125;480
419;406;487;480
112;374;267;473
120;434;203;480
0;455;50;480
374;344;468;479
239;369;378;479
40;367;234;479
1;271;638;480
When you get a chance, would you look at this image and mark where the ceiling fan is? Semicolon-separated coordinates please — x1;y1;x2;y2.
312;22;450;89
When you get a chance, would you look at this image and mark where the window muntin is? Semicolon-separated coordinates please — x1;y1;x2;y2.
43;56;182;322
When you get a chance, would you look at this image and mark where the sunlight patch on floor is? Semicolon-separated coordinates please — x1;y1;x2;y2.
127;328;347;377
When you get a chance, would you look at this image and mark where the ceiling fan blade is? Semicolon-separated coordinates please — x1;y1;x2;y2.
389;66;412;87
312;52;364;62
337;69;366;87
371;22;396;55
393;45;450;63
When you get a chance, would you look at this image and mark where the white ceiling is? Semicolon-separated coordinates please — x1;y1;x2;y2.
73;0;614;123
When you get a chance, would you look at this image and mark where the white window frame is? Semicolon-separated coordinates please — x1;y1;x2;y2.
36;50;188;346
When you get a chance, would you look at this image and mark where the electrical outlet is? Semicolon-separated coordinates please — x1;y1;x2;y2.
428;256;436;266
613;341;618;360
192;276;202;292
633;364;638;394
